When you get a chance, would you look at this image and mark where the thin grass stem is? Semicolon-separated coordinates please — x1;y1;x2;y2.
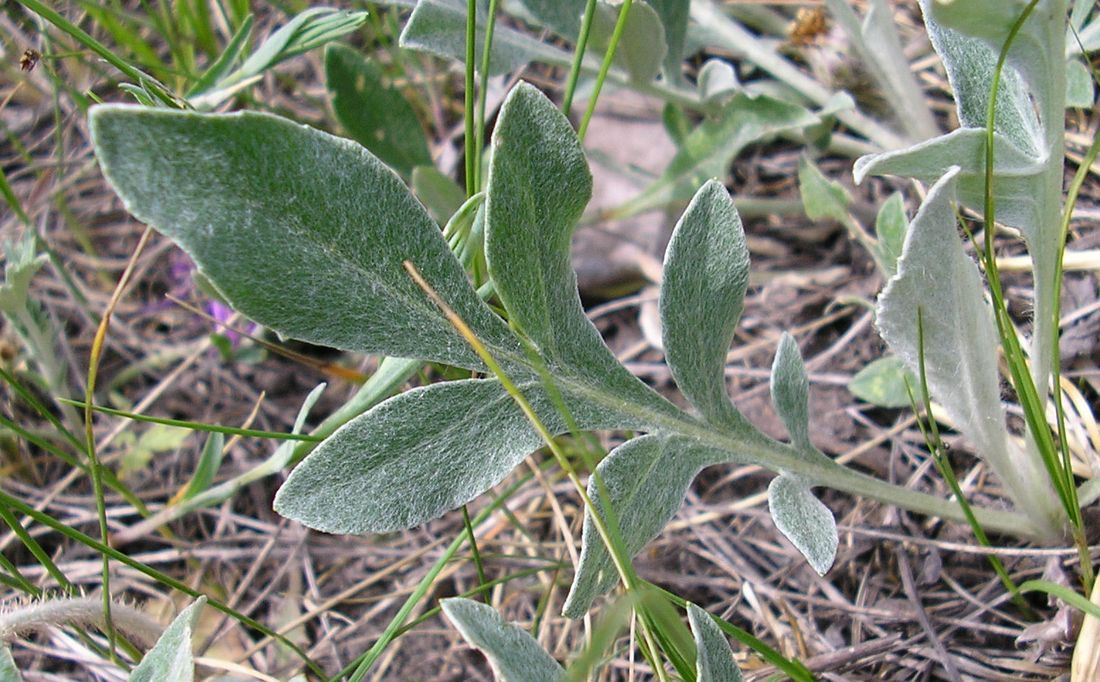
577;0;633;141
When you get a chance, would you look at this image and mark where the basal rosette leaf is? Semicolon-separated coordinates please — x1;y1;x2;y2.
442;598;565;682
562;435;727;618
688;604;744;682
90;106;520;372
486;82;673;416
274;379;645;534
659;180;749;428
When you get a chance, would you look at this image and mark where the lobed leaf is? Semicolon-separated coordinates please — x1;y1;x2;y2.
767;475;836;576
562;435;723;618
274;379;644;534
325;44;431;178
770;333;810;452
129;597;206;682
441;598;565;682
659;180;749;428
876;168;1058;532
687;604;744;682
90;106;520;372
486;82;672;415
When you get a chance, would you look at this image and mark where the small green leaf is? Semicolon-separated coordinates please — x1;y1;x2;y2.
798;155;851;227
236;8;369;83
180;432;224;501
274;379;643;535
767;475;836;576
487;83;671;414
848;356;919;409
441;598;565;682
90;106;521;372
874;192;907;278
688;604;744;682
0;235;47;315
325;44;431;178
770;333;810;452
563;435;721;618
412;165;466;226
1066;58;1095;108
589;1;666;84
0;644;22;682
400;0;569;75
660;180;749;428
129;597;206;682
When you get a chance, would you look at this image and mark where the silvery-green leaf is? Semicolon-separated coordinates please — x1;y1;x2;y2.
325;44;431;178
659;180;748;428
275;378;644;534
412;166;467;227
697;59;740;103
0;645;22;682
799;155;852;226
623;93;818;215
646;0;690;82
90;106;521;372
767;475;836;575
590;1;666;84
848;356;919;409
824;0;937;141
0;236;46;314
874;192;907;278
400;0;570;75
487;83;672;415
517;0;586;39
129;597;206;682
876;168;1061;533
441;599;565;682
770;333;810;452
563;435;723;618
1066;58;1095;108
687;604;743;682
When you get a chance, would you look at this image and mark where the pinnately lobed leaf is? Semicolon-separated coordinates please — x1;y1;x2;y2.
767;475;837;576
688;604;744;682
659;180;750;429
274;379;646;534
128;597;206;682
441;598;565;682
89;106;521;372
486;82;674;416
563;434;727;618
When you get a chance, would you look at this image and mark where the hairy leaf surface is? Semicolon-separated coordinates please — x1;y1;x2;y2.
876;169;1057;530
487;83;672;415
770;334;810;452
325;44;431;177
660;180;748;428
442;599;565;682
589;1;666;84
767;475;836;576
688;604;744;682
275;379;644;534
90;106;520;371
129;598;205;682
563;435;723;618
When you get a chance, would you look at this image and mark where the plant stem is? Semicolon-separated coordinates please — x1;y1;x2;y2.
562;0;599;116
473;0;499;194
464;0;477;197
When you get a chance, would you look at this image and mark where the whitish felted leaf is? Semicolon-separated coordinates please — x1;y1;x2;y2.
486;83;673;415
687;604;743;682
697;59;740;102
767;475;836;575
1066;58;1095;108
441;599;564;682
90;106;521;372
562;435;722;618
0;645;22;682
874;192;907;278
400;0;569;75
876;168;1058;532
659;180;749;428
770;334;810;452
623;93;818;215
129;597;206;682
325;44;431;178
589;1;666;84
848;356;919;409
799;156;851;226
646;0;689;82
517;0;586;39
275;378;644;534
